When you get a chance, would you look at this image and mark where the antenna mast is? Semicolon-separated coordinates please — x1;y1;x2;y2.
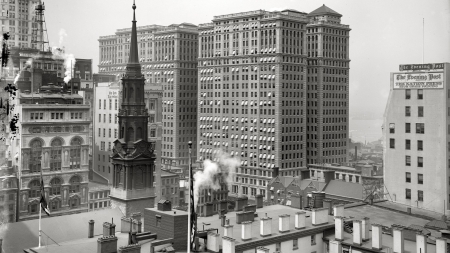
32;1;50;51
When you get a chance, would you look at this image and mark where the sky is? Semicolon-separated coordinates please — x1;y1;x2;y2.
42;0;450;142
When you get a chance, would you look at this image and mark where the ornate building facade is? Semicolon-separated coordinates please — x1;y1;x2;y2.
109;3;157;216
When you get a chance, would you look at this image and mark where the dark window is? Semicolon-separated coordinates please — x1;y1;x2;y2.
418;106;424;117
418;190;423;201
406;156;411;166
416;123;425;134
390;138;395;149
418;140;423;151
406;123;411;133
406;189;411;199
311;234;316;245
406;172;411;183
156;216;161;227
405;106;411;117
418;89;423;99
406;139;411;150
293;239;298;249
50;178;61;196
50;139;62;171
29;139;42;173
418;174;423;184
418;157;423;167
405;89;411;99
70;137;82;169
69;176;81;193
389;123;395;134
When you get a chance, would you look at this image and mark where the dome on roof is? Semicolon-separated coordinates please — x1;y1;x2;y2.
180;22;197;27
307;4;342;17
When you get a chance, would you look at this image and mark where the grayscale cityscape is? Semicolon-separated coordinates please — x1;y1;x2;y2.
0;0;449;252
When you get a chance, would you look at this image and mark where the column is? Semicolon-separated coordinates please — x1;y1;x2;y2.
123;165;127;190
131;166;135;190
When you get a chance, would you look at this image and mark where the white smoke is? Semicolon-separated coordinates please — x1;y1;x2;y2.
58;28;67;46
13;58;33;84
193;150;240;210
51;47;76;84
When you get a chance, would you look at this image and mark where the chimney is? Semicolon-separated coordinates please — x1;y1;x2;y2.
97;235;118;253
130;232;137;244
362;217;370;241
221;215;227;227
241;221;253;241
103;222;116;237
224;224;234;238
222;236;236;253
334;216;344;241
260;217;272;237
333;204;344;217
392;225;404;253
207;231;220;253
295;211;306;230
436;237;447;253
89;220;95;238
256;246;270;253
416;232;427;253
279;214;290;233
272;167;279;178
352;220;362;245
312;208;329;225
329;240;342;253
371;224;383;250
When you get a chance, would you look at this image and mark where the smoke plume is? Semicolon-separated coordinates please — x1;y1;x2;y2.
193;150;240;210
51;47;76;84
13;58;33;84
58;28;67;46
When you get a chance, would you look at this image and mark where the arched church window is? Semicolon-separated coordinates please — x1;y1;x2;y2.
28;179;41;198
70;137;82;169
137;127;142;140
50;199;61;211
69;176;81;193
127;127;134;141
29;139;43;173
49;178;61;196
50;138;62;171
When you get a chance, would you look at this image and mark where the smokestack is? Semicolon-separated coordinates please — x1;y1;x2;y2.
416;232;427;253
352;220;362;245
272;167;279;178
224;224;234;238
260;217;272;237
89;220;95;238
295;211;306;230
241;221;253;241
207;231;220;252
312;208;329;225
436;237;447;253
335;216;344;241
362;217;370;241
392;225;404;253
279;214;290;233
222;237;236;253
371;224;383;250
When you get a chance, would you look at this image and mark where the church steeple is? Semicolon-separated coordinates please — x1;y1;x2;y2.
128;1;139;65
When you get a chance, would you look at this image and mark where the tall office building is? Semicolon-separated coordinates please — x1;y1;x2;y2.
99;23;198;170
305;5;350;165
198;9;309;199
384;62;449;214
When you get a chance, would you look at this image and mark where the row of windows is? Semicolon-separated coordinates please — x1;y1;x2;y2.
389;123;425;135
405;89;423;99
98;114;117;124
98;128;118;139
405;189;423;201
99;99;118;110
405;156;423;167
32;112;84;120
405;172;423;184
405;106;424;117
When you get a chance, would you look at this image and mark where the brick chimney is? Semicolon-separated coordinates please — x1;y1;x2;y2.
222;236;236;253
392;225;404;253
352;220;362;245
333;204;344;217
207;231;220;252
436;237;447;253
371;224;383;250
362;217;370;241
224;224;234;238
255;194;264;208
312;207;329;225
295;211;306;229
103;222;116;237
260;217;272;237
416;232;427;253
89;220;95;238
334;216;344;241
256;246;270;253
278;214;290;233
241;221;253;241
118;243;141;253
97;235;118;253
329;240;342;253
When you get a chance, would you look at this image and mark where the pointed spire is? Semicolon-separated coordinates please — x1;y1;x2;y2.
127;0;139;65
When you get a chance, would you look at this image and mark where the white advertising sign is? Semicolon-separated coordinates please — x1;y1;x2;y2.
393;72;444;89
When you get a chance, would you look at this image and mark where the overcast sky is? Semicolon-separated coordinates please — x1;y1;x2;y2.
43;0;449;123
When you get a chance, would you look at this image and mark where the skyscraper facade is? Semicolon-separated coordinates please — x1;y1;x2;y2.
305;5;350;165
198;9;309;199
99;23;198;170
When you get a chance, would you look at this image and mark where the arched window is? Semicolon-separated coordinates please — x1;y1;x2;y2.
50;138;62;171
50;199;61;211
136;127;142;140
127;127;134;141
28;179;41;198
135;168;144;189
69;176;81;193
29;201;38;214
70;137;82;169
29;139;43;173
118;167;124;186
130;87;134;100
49;178;61;196
70;196;80;209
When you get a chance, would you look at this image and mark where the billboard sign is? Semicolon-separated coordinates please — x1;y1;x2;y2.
393;72;444;89
399;63;444;71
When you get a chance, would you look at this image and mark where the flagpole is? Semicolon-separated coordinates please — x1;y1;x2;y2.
187;141;192;253
39;161;42;248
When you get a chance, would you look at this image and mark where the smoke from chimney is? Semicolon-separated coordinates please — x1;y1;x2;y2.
13;58;33;84
51;47;76;84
